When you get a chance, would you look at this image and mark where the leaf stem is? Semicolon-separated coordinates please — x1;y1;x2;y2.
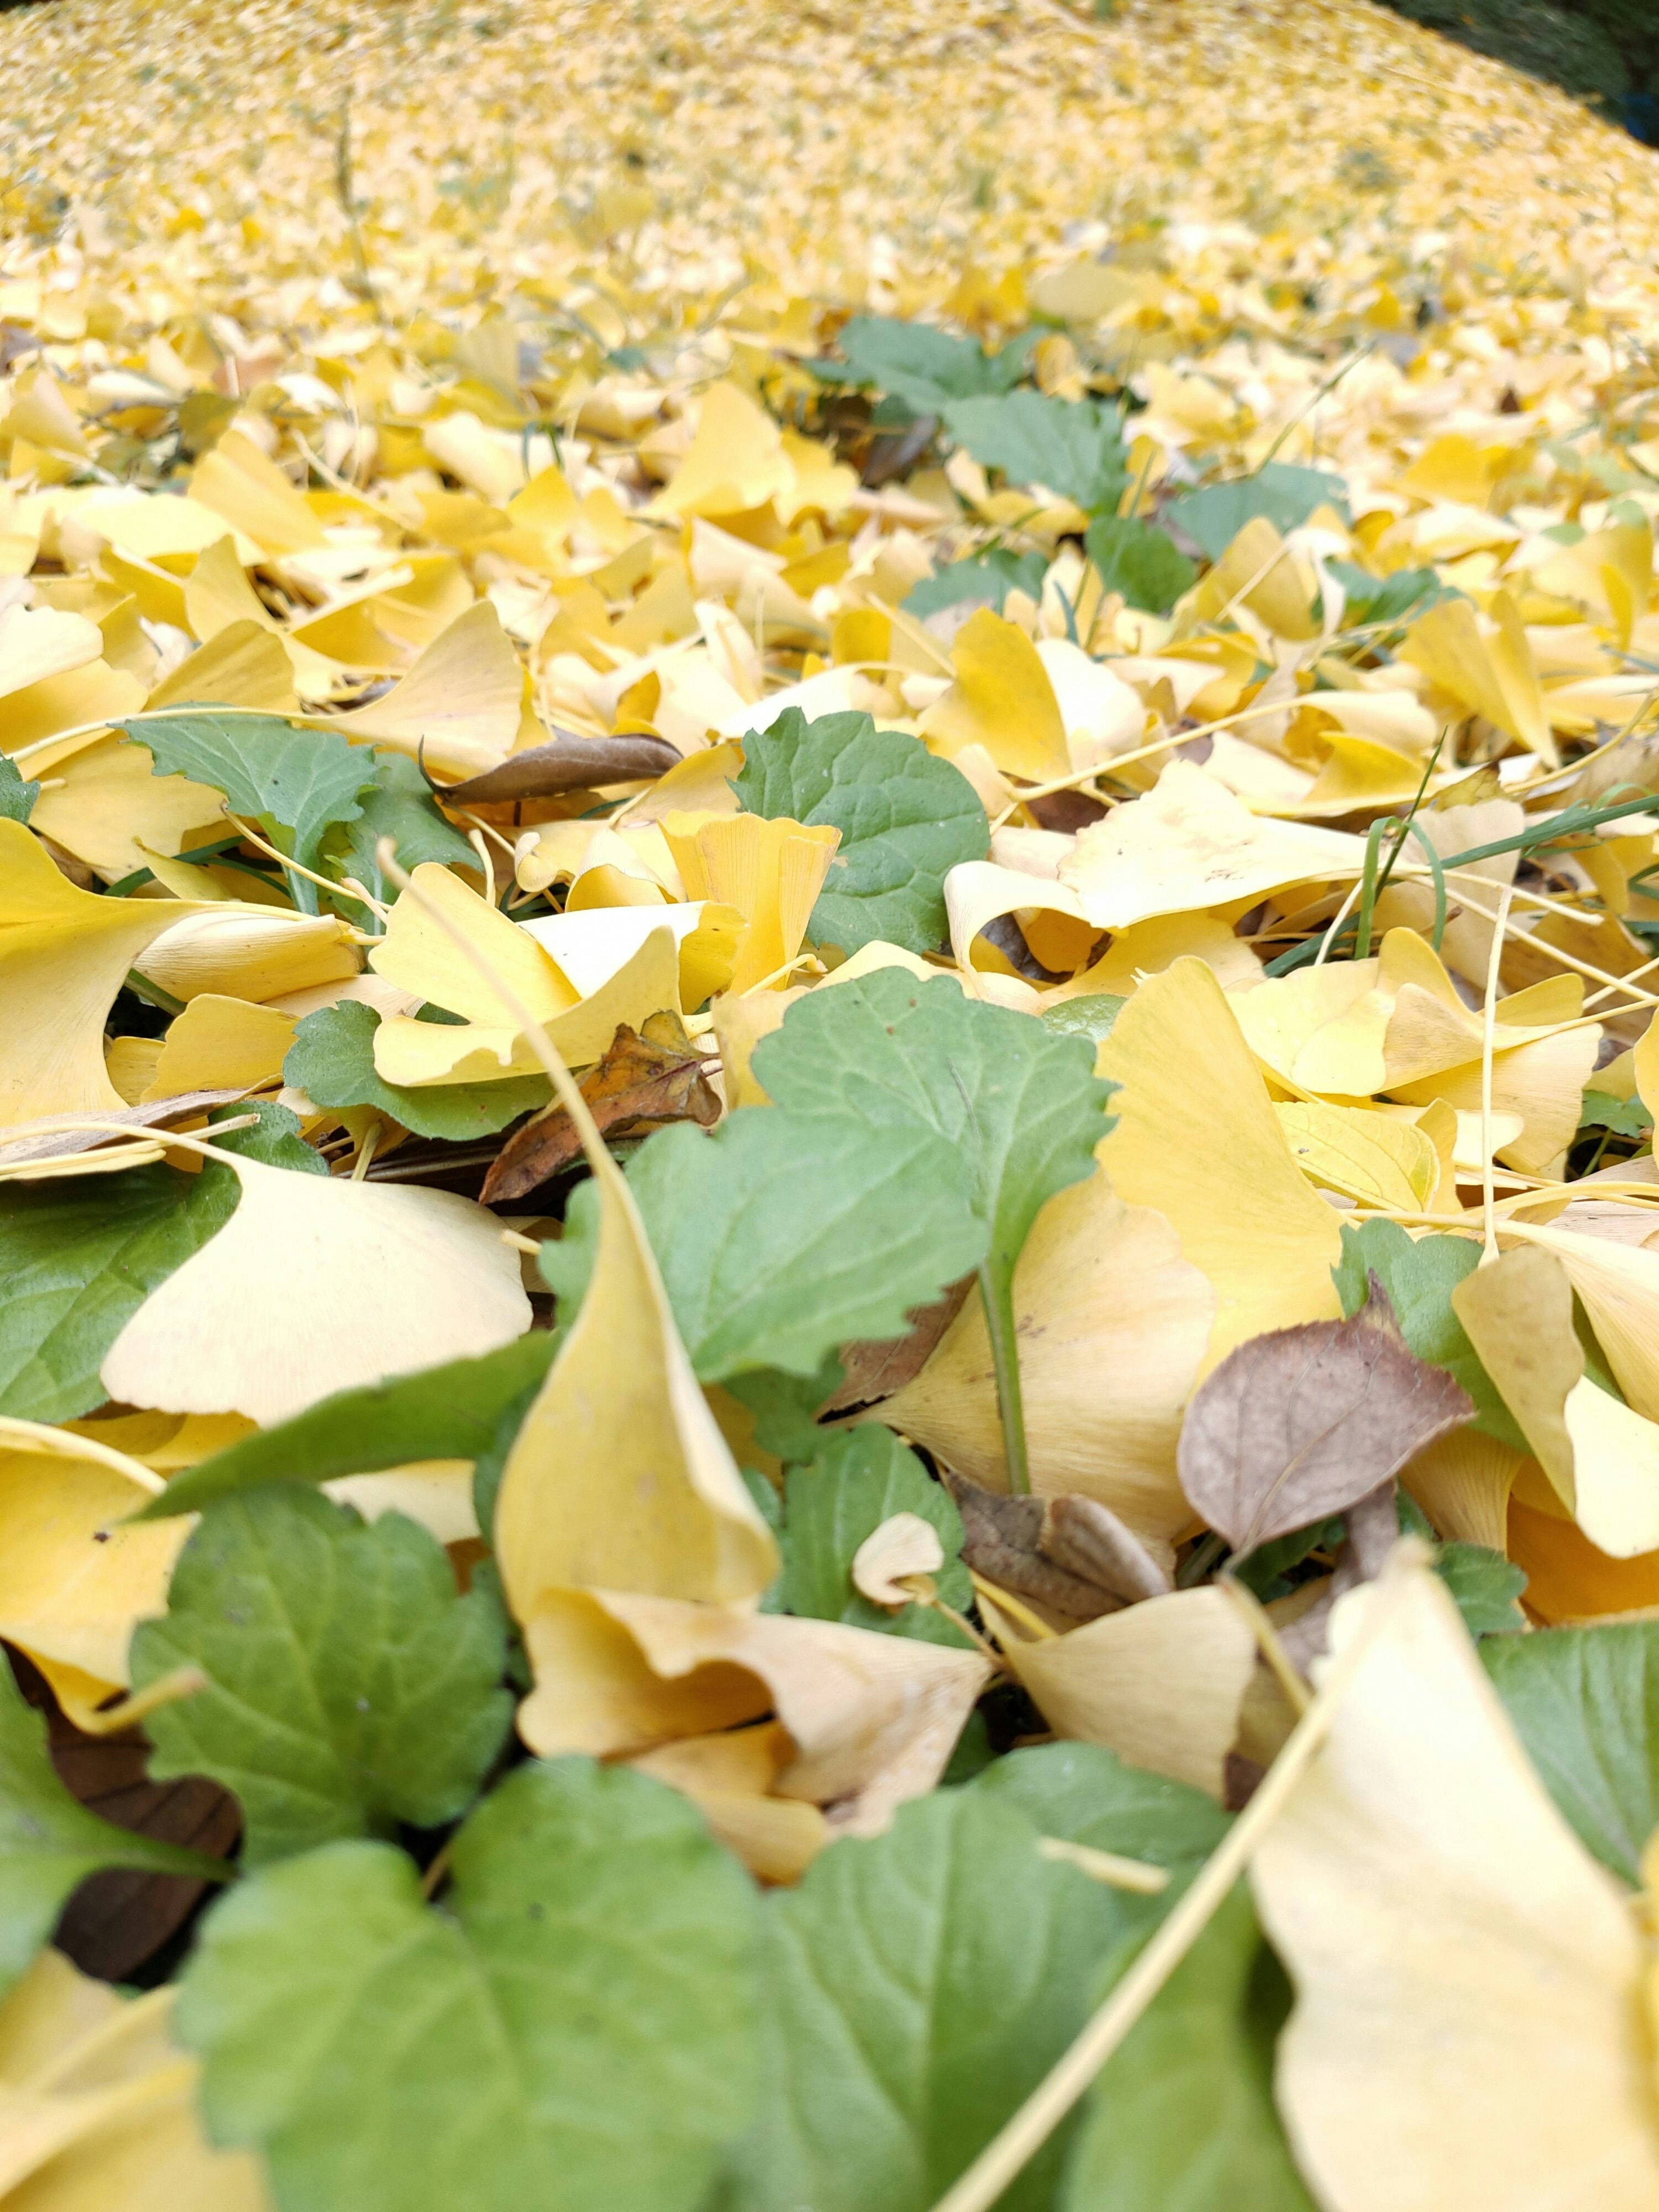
979;1260;1031;1497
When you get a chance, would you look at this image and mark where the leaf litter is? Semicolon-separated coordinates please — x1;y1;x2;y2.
9;0;1659;2200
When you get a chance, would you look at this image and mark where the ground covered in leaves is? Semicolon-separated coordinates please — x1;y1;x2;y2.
8;0;1659;2207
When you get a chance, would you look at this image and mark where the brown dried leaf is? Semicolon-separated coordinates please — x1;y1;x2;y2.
944;1472;1162;1624
480;1013;719;1203
1176;1288;1474;1555
437;731;683;804
819;1275;976;1415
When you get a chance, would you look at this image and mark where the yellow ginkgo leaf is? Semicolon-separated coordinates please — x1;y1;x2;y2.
144;620;298;715
1390;1023;1601;1175
1252;1560;1659;2212
885;1171;1214;1548
1096;958;1344;1367
0;822;211;1128
1401;1425;1526;1553
373;923;683;1086
518;1589;989;1838
0;1950;270;2211
980;1585;1257;1800
942;859;1092;982
1276;1099;1440;1209
100;1150;530;1425
1059;760;1368;933
920;608;1070;782
140;994;296;1100
370;862;577;1029
324;601;522;777
628;1722;830;1885
188;427;326;557
496;1156;775;1626
0;605;102;698
1503;1223;1659;1427
25;734;226;884
660;810;839;991
1399;589;1556;766
645;381;795;520
134;905;359;1005
1453;1243;1659;1557
0;1417;188;1701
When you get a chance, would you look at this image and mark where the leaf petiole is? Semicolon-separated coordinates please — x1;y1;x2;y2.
980;1258;1032;1497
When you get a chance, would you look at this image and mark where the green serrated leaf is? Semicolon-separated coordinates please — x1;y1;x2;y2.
620;1107;988;1381
1084;514;1195;614
782;1424;973;1647
1166;461;1350;562
318;750;477;907
717;1788;1131;2212
0;1660;229;1997
0;757;39;824
544;1105;987;1382
754;971;1115;1488
722;1354;845;1464
131;1487;512;1867
901;549;1048;619
1580;1087;1652;1138
1333;1218;1526;1452
943;391;1128;516
180;1759;760;2212
1041;993;1124;1044
137;1325;556;1515
969;1739;1231;1865
134;711;375;909
821;317;1032;412
1062;1885;1316;2212
1436;1542;1529;1635
284;1001;551;1141
213;1094;330;1174
1482;1622;1659;1885
734;709;988;955
1325;559;1456;629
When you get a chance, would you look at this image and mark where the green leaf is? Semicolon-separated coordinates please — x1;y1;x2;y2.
969;1740;1231;1866
901;549;1048;619
0;1101;323;1423
138;1328;557;1519
318;749;477;906
1333;1218;1526;1451
1482;1622;1659;1885
284;1001;551;1141
618;1107;989;1381
212;1094;330;1174
1325;559;1456;629
0;757;39;823
734;709;988;955
754;971;1115;1487
781;1424;973;1646
1168;461;1351;561
1232;1515;1347;1602
756;971;1115;1291
1084;514;1195;615
131;1487;512;1868
717;1789;1131;2212
135;711;375;908
1580;1087;1652;1137
1061;1885;1315;2212
0;1660;229;1998
180;1759;760;2212
722;1354;845;1464
1436;1542;1529;1635
1041;992;1124;1045
819;317;1031;412
943;391;1129;516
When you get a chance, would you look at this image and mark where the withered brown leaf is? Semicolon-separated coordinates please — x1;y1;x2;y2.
436;731;682;805
480;1012;719;1202
819;1276;976;1415
944;1472;1172;1624
1176;1287;1473;1556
